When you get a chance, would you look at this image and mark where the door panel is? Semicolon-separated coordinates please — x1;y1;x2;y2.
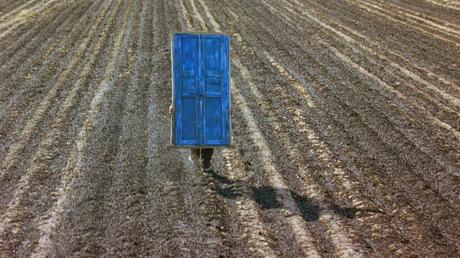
204;97;223;142
180;36;198;74
173;34;200;145
201;35;230;146
205;77;221;95
172;33;230;147
181;97;197;141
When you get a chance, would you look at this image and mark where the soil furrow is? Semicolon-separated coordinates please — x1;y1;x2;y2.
275;0;460;181
0;1;102;146
0;1;99;82
0;0;114;184
0;1;123;256
0;0;113;211
240;68;374;256
195;1;366;256
1;0;458;256
0;1;84;86
177;0;193;30
0;0;65;40
188;1;321;256
0;0;59;29
34;1;133;256
232;0;458;200
231;85;327;257
268;0;458;145
423;0;460;11
231;34;418;255
350;0;460;42
236;41;404;255
283;0;460;114
172;1;236;256
256;2;458;250
279;0;460;116
287;0;460;99
209;0;460;254
301;0;460;82
0;0;77;65
145;2;198;255
261;51;418;257
98;0;148;255
0;1;114;221
0;0;40;23
230;34;421;255
217;148;278;258
235;0;455;201
368;0;460;33
400;0;460;22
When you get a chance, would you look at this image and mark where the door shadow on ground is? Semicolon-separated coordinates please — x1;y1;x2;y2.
205;169;382;222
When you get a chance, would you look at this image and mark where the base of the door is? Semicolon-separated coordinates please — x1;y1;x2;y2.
166;144;233;150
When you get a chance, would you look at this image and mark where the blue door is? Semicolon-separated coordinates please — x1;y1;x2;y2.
172;33;231;147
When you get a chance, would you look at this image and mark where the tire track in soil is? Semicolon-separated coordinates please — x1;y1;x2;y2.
0;0;113;188
0;1;102;156
30;1;133;256
194;1;366;256
0;1;121;256
208;0;456;255
229;0;460;254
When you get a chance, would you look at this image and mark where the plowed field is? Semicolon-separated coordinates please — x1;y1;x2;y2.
1;0;459;257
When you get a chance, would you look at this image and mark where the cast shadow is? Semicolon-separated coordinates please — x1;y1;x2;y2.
204;169;382;222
